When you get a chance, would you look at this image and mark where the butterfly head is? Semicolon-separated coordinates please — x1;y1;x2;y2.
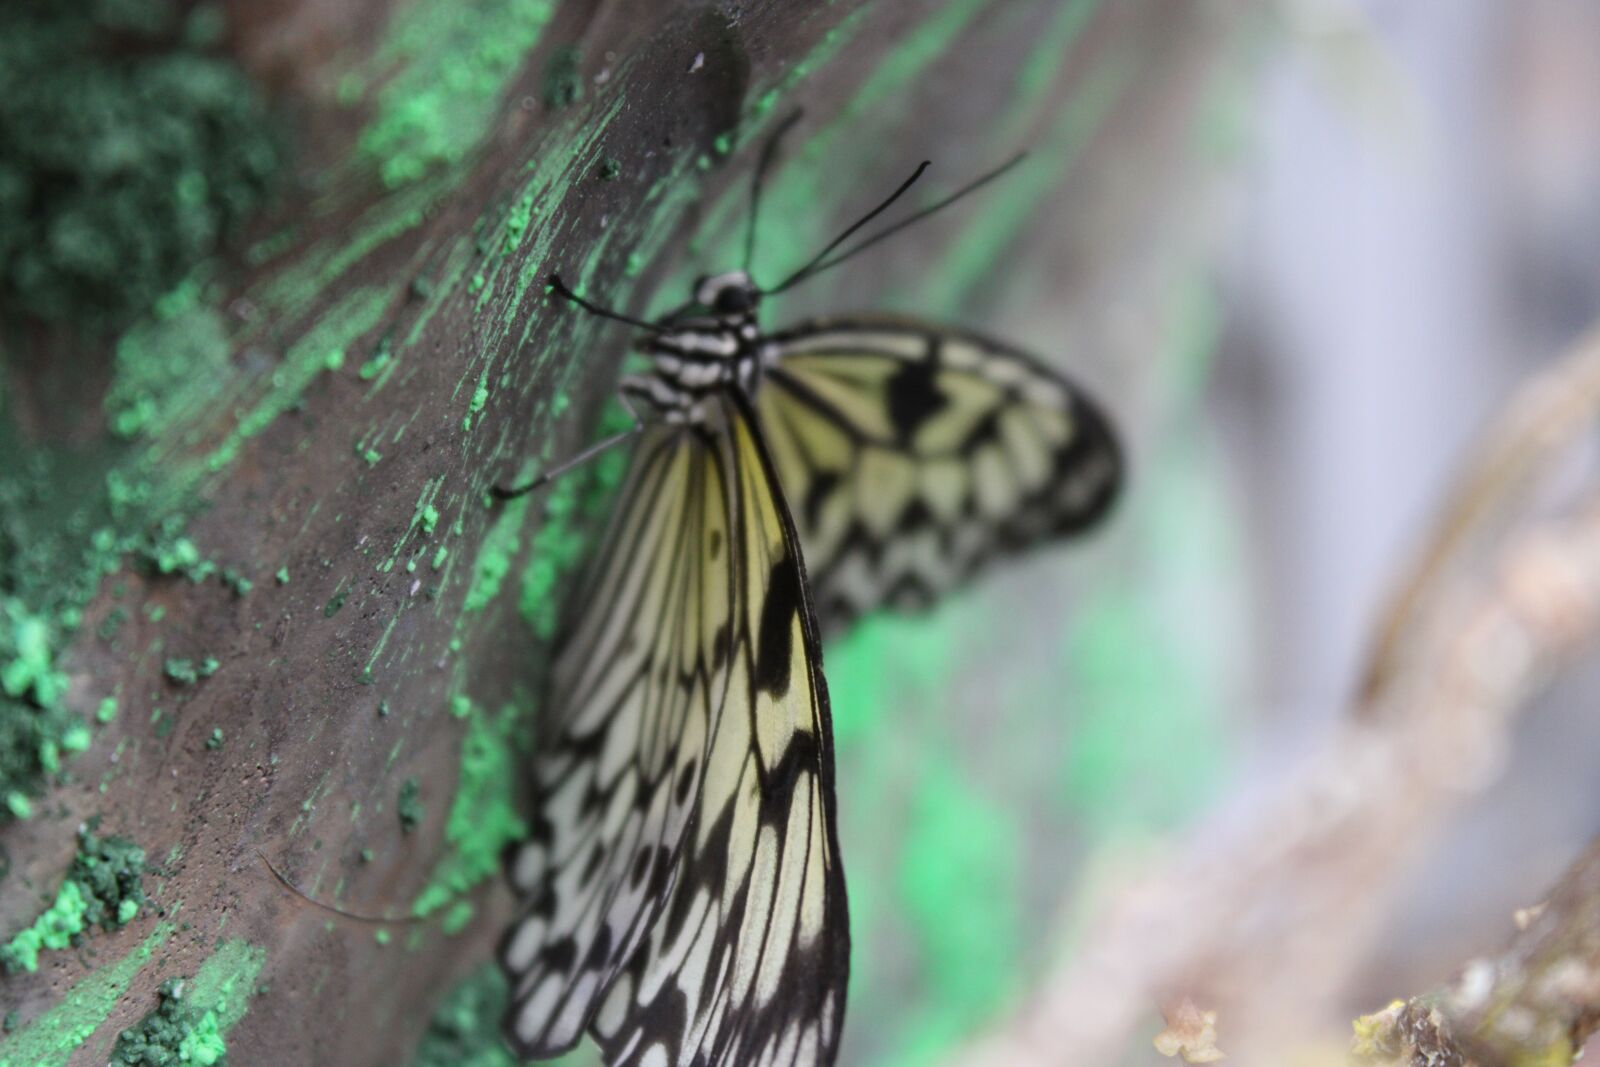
675;271;761;324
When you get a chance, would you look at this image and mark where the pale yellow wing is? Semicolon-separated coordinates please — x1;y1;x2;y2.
503;392;849;1067
756;315;1122;633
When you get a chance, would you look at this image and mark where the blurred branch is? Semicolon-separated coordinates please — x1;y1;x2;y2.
1353;836;1600;1066
946;325;1600;1067
1360;323;1600;705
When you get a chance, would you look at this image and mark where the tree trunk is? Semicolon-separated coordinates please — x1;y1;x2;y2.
0;2;1242;1064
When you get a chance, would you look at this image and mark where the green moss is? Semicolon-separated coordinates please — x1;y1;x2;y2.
0;595;80;814
109;978;227;1066
441;901;474;935
0;597;68;709
162;656;218;686
358;336;394;381
516;403;631;640
398;776;424;833
461;495;526;615
541;45;583;109
0;1;278;326
412;700;527;918
358;0;558;187
132;522;217;583
407;964;518;1067
104;278;232;438
201;286;391;477
2;830;148;973
0;923;172;1067
0;881;86;973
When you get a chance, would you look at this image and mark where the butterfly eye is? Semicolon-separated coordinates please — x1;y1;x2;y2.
714;287;752;315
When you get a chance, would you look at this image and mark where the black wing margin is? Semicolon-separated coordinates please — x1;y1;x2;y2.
756;314;1122;633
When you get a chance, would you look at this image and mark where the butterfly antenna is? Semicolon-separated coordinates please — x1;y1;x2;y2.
764;160;932;294
491;423;642;501
547;273;665;334
257;849;429;927
766;153;1027;295
743;109;805;278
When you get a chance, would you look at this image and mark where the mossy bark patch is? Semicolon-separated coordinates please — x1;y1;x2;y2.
0;1;278;326
356;0;558;187
108;941;264;1067
411;700;528;918
0;923;172;1067
407;964;518;1067
2;829;148;973
397;777;424;834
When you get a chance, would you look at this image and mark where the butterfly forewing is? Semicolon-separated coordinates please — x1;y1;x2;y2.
504;393;849;1067
757;315;1122;633
590;393;849;1067
503;423;728;1057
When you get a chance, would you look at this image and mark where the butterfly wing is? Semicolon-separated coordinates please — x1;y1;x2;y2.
501;420;723;1057
755;314;1122;632
502;392;849;1067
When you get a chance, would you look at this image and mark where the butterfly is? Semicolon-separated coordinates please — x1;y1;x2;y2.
496;116;1122;1067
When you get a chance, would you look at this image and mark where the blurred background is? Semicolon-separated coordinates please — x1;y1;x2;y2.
817;1;1600;1064
1227;0;1600;1017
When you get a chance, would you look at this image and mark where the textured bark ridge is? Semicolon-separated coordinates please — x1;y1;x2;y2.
0;2;1238;1064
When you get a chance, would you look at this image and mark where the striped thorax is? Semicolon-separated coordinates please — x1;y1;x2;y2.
621;271;771;422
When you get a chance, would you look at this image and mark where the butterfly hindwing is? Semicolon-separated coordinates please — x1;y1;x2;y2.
504;393;849;1067
756;314;1122;632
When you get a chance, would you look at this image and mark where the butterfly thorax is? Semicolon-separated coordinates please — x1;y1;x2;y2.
622;270;774;423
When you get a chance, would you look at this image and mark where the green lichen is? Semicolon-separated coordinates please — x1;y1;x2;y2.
407;964;518;1067
516;403;632;640
200;285;392;477
0;0;278;326
2;829;148;974
132;522;218;583
162;656;218;686
110;979;226;1066
0;452;94;812
412;700;527;918
0;923;172;1067
398;776;424;834
106;957;245;1067
541;45;583;109
104;278;232;438
358;0;558;186
461;495;526;615
358;336;394;381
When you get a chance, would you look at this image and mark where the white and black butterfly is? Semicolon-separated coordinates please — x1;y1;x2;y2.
496;118;1122;1067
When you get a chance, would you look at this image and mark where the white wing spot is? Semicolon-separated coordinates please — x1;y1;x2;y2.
504;915;547;972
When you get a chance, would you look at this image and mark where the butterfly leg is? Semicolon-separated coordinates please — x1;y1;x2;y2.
491;391;644;501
